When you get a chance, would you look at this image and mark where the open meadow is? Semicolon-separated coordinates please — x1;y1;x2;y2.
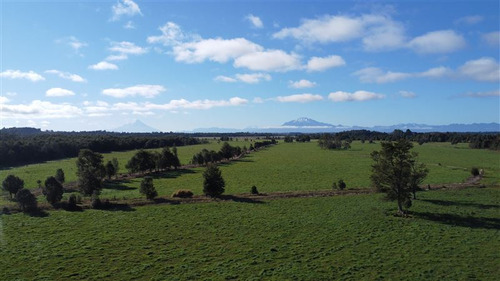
1;187;499;280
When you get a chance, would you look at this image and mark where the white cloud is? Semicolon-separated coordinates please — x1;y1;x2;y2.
246;14;263;28
275;93;323;103
102;84;166;98
464;90;500;98
45;70;86;82
234;50;301;72
88;61;119;70
289;79;316;89
147;22;195;46
354;67;411;83
0;96;9;104
306;55;345;72
328;90;385;102
1;70;45;82
0;100;82;119
214;75;237;83
482;31;500;47
111;0;142;21
399;91;416;98
361;15;407;51
408;30;466;54
46;88;76;97
173;38;263;64
455;15;483;25
109;41;147;55
235;73;271;84
458;57;499;82
124;21;135;29
144;97;248;110
105;54;128;61
56;36;88;55
418;66;453;78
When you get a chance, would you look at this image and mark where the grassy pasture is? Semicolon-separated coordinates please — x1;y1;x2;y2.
1;141;499;204
1;187;499;280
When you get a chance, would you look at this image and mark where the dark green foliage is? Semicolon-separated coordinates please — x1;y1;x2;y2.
370;139;428;214
284;136;294;143
318;134;351;150
111;158;120;176
55;168;65;184
44;176;64;205
338;179;346;190
2;175;24;199
105;161;116;180
126;150;155;174
68;194;77;209
140;176;157;200
203;164;225;197
91;190;101;209
159;147;181;170
76;149;105;196
251;185;259;195
471;167;480;177
15;188;37;212
1;206;10;215
172;189;194;198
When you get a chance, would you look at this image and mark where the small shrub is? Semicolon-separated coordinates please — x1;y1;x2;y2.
68;194;77;209
172;189;194;198
338;179;346;190
251;185;259;195
471;167;480;177
140;177;157;200
15;188;37;213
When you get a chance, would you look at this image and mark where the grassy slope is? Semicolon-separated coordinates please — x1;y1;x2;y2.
1;187;499;280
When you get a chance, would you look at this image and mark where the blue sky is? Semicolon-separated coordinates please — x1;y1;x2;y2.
1;0;499;132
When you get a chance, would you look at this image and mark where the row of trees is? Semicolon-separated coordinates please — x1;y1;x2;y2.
190;142;244;165
318;135;352;150
126;147;180;174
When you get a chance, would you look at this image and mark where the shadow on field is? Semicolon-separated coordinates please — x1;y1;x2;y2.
421;199;499;210
100;202;136;212
219;194;265;204
151;169;196;180
103;180;136;191
27;209;49;217
153;198;180;205
413;211;500;230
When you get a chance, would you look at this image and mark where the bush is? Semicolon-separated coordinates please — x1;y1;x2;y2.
172;189;194;198
251;185;259;195
471;167;480;177
338;179;346;190
203;164;225;197
140;177;157;200
44;176;64;205
68;194;77;209
15;188;37;213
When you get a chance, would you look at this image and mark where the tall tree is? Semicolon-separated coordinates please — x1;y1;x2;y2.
43;176;64;205
2;175;24;199
203;164;225;197
140;176;157;200
55;168;65;184
15;188;37;212
111;158;120;177
370;139;428;214
76;149;105;196
126;150;155;174
105;161;116;180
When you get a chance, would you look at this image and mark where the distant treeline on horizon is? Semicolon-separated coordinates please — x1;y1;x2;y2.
1;127;499;168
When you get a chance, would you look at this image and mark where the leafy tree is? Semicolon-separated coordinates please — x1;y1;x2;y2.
43;176;64;205
203;164;225;197
140;176;157;200
15;188;37;212
2;175;24;199
220;142;234;160
76;149;105;196
370;139;428;214
111;158;120;177
55;168;65;184
251;185;259;195
126;150;155;174
105;161;116;180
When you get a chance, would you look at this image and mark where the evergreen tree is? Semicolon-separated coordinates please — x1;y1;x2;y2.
203;164;225;197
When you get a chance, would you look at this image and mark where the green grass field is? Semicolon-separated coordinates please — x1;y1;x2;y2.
1;141;499;205
1;187;499;280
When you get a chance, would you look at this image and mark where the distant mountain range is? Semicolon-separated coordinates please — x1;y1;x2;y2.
191;117;500;133
112;120;160;133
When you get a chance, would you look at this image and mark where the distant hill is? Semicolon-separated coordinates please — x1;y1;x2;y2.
282;117;334;127
112;120;160;133
0;127;43;135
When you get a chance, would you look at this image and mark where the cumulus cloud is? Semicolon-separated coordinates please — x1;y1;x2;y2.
418;66;453;78
214;76;237;83
482;31;500;47
408;30;466;54
0;96;9;104
215;73;271;84
354;67;411;83
109;41;147;55
455;15;483;25
111;0;142;21
328;91;385;102
306;55;345;72
458;57;499;82
88;61;119;70
275;93;323;103
246;14;263;28
102;85;166;98
0;100;82;119
399;91;416;98
1;70;45;82
233;50;301;72
147;22;195;46
46;88;76;97
289;79;316;89
45;70;86;82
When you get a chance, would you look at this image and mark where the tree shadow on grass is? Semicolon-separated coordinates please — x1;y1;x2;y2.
27;209;49;217
103;180;136;191
100;202;136;212
420;199;499;210
412;211;500;230
153;198;180;205
150;169;196;180
218;194;265;204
